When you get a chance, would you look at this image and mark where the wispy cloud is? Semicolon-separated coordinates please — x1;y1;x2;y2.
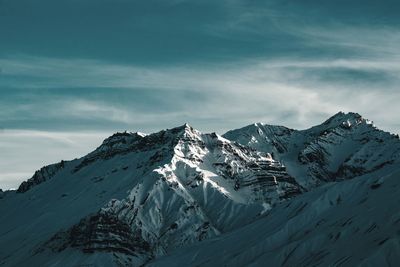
2;55;400;88
1;55;399;134
0;130;110;190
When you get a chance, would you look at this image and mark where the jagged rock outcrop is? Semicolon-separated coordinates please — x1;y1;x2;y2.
224;112;400;187
40;210;152;265
17;161;66;193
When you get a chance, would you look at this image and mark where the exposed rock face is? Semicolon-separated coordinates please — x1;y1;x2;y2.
44;211;151;254
38;211;152;266
17;161;66;193
224;112;400;187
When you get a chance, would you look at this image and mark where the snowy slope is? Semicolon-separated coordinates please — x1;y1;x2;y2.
1;112;400;266
150;169;400;267
0;124;300;266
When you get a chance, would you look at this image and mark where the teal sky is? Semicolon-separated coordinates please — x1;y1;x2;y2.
1;0;400;189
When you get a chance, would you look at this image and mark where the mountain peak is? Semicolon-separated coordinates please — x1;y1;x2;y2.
166;123;194;133
101;131;146;146
313;111;371;132
331;111;362;120
166;123;202;141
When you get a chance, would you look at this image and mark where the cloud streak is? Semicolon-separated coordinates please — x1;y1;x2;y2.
0;130;111;190
1;55;399;134
2;55;400;89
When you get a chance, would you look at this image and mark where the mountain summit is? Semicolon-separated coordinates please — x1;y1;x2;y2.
1;112;400;266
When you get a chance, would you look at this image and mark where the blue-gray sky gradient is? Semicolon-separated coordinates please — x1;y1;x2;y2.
1;0;399;189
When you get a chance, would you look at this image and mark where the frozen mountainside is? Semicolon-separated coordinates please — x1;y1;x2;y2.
224;112;400;188
1;112;399;266
150;169;400;267
0;124;301;266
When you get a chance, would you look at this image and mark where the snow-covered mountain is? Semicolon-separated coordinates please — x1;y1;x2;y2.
224;112;400;188
1;112;399;266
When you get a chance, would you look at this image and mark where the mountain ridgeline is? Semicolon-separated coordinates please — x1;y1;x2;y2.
1;112;400;266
